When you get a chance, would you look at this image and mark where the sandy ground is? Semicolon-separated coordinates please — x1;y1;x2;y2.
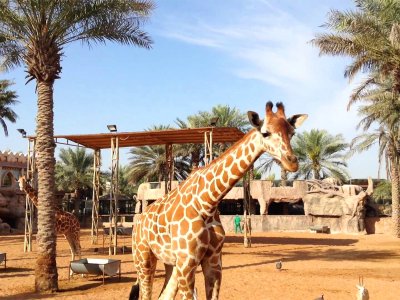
0;229;399;300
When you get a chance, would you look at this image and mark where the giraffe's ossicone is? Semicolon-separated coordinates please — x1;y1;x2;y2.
130;102;307;300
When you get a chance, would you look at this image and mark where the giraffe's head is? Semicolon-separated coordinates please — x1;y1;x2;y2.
17;175;27;191
248;102;307;172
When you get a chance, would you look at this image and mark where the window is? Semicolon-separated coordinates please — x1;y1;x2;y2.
2;172;14;187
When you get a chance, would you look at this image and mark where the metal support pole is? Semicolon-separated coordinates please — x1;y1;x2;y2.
243;171;252;248
204;130;213;165
109;137;119;255
24;138;36;252
91;149;101;244
165;143;173;194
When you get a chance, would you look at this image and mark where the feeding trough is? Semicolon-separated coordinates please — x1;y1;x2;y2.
69;258;121;284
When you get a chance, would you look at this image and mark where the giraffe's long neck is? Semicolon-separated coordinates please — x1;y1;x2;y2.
22;180;39;207
193;129;266;215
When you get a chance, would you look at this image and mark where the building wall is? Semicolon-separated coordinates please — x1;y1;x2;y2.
0;151;27;233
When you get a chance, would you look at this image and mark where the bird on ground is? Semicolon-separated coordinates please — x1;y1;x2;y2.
314;293;324;300
275;260;282;270
356;276;369;300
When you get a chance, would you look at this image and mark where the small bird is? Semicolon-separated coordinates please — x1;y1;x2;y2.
275;260;282;270
356;276;369;300
314;293;324;300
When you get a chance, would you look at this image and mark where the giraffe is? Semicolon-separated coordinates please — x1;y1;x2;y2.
18;175;81;261
130;102;308;300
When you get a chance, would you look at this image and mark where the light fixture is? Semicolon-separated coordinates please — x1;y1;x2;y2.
17;128;27;138
107;124;117;132
209;117;219;127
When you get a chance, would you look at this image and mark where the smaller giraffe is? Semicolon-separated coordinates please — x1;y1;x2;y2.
18;176;81;261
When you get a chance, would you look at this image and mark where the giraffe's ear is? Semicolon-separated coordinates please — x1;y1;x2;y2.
248;111;262;128
287;114;308;129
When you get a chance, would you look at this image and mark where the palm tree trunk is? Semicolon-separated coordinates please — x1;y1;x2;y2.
73;189;81;217
390;158;400;238
280;167;288;187
35;81;58;291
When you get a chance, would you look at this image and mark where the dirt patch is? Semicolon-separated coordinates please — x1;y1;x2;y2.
0;230;399;299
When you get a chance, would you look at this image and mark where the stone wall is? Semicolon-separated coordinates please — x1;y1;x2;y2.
220;215;369;234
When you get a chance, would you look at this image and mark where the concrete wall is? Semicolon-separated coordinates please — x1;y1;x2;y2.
220;215;370;234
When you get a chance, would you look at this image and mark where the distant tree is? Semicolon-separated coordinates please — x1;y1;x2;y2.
0;80;18;136
256;156;289;186
291;129;349;182
175;104;249;167
128;125;191;184
55;148;93;215
373;180;392;204
119;165;137;198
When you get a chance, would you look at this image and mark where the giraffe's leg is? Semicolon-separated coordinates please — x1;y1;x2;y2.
158;264;179;300
65;235;76;261
201;252;222;300
175;257;199;300
135;248;157;300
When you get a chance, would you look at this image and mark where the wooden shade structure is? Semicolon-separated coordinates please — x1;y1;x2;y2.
52;127;244;149
24;126;245;254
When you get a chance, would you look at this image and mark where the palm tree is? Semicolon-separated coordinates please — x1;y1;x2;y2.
128;125;192;184
175;104;250;167
347;76;400;237
256;156;289;186
311;0;400;237
310;0;400;93
55;148;94;216
0;80;18;136
291;129;350;182
0;1;153;291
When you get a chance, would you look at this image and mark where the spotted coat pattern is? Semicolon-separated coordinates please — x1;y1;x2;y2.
132;102;307;300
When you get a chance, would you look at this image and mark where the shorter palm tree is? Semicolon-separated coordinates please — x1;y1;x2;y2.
127;125;191;184
0;80;18;136
175;104;250;167
55;148;93;215
291;129;349;182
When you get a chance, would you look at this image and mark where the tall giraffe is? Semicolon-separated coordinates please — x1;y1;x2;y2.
18;176;81;261
130;102;307;300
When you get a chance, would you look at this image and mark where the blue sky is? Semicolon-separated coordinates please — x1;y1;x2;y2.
1;1;384;179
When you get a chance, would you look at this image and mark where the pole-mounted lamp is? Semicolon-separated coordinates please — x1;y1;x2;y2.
107;124;117;132
17;128;27;138
209;117;219;127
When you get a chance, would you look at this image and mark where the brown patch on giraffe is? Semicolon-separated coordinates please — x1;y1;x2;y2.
173;206;184;221
247;154;252;163
250;143;255;152
240;159;247;170
179;238;187;249
244;147;249;156
222;172;229;184
158;213;166;226
231;163;241;177
224;154;233;168
192;220;204;234
180;219;189;235
185;207;197;219
236;147;243;160
206;172;213;181
197;176;206;192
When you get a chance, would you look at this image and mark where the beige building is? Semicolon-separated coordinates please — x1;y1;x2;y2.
0;151;27;233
